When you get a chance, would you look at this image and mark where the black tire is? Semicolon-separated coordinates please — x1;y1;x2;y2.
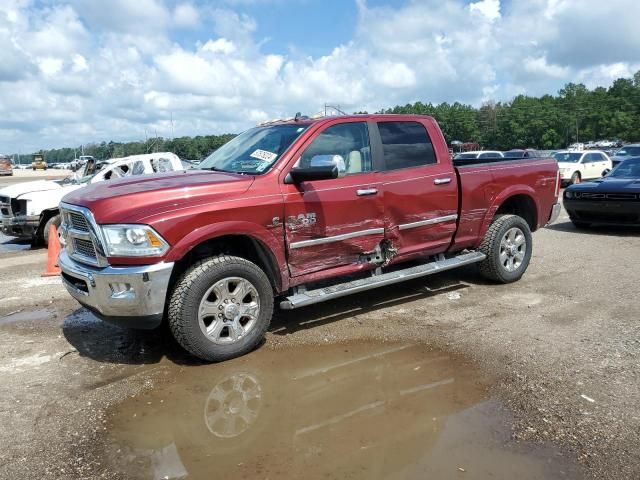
478;214;533;283
570;171;581;185
42;214;61;247
168;255;274;362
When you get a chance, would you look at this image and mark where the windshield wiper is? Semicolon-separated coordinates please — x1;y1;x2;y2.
206;166;248;175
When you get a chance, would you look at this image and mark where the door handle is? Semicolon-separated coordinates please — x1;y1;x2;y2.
433;178;452;185
356;188;378;196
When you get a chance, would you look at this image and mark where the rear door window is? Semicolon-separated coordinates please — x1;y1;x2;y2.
377;121;436;171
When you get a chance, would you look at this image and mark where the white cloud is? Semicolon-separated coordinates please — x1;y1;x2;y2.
173;3;199;28
71;0;170;33
469;0;501;21
1;0;640;153
201;38;236;55
523;56;569;78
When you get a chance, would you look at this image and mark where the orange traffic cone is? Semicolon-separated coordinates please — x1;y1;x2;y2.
42;224;61;277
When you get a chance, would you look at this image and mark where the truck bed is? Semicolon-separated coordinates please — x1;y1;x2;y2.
451;156;559;251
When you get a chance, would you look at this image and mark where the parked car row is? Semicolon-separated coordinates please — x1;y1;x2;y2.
568;140;624;150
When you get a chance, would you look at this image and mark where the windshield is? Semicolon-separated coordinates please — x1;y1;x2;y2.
553;152;582;163
60;159;109;185
609;158;640;178
199;124;309;174
615;146;640;157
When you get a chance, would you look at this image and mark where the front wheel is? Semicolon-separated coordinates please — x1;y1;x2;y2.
478;214;533;283
168;255;274;362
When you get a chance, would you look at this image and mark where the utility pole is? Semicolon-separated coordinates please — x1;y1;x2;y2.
576;117;579;143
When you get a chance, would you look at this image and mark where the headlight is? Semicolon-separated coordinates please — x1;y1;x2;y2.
101;224;169;257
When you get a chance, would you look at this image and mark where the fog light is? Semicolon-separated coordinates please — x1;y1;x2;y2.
109;282;135;299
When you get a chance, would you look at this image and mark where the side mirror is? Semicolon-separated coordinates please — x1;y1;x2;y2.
285;154;345;184
286;165;339;183
602;169;611;177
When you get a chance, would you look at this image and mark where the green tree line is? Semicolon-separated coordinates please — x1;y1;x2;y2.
12;70;640;163
13;133;236;164
383;71;640;149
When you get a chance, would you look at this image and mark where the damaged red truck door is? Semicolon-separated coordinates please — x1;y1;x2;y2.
282;120;385;277
376;120;459;259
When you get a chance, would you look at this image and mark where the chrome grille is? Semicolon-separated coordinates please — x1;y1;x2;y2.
60;204;105;266
73;238;97;259
575;192;638;201
68;211;90;231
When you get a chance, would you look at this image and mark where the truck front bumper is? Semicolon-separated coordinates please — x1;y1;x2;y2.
1;215;39;238
59;250;174;329
546;202;562;226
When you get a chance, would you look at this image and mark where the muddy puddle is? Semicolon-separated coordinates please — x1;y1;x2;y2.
101;343;581;479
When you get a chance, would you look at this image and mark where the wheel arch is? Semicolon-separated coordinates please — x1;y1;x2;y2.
480;187;540;239
494;193;538;232
168;231;286;294
37;207;60;239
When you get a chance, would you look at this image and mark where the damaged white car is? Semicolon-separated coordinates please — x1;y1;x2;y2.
0;153;183;246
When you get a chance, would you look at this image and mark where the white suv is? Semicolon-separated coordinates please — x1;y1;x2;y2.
553;150;612;185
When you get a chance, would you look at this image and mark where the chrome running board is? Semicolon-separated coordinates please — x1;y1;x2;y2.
280;251;486;310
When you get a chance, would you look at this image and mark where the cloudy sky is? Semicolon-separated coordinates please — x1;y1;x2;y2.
1;0;640;153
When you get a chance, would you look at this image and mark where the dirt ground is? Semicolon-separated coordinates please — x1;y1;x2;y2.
0;169;71;187
0;200;639;479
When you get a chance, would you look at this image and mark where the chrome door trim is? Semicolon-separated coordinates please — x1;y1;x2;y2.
356;188;378;196
398;214;458;231
289;228;384;249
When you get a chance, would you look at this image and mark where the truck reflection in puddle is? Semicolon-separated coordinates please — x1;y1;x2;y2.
102;343;580;480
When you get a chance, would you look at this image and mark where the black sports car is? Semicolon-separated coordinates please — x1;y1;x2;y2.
564;157;640;228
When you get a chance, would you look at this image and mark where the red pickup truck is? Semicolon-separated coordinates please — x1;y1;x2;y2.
59;115;561;361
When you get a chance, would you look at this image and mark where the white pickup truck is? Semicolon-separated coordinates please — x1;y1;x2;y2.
0;153;183;246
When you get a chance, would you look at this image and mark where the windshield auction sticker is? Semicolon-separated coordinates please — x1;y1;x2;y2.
250;149;278;162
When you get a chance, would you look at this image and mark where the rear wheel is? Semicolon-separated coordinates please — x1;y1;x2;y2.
570;171;581;185
478;214;532;283
168;255;274;362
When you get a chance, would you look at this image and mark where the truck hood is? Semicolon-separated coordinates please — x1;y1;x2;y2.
568;177;640;193
61;170;255;224
0;179;64;198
